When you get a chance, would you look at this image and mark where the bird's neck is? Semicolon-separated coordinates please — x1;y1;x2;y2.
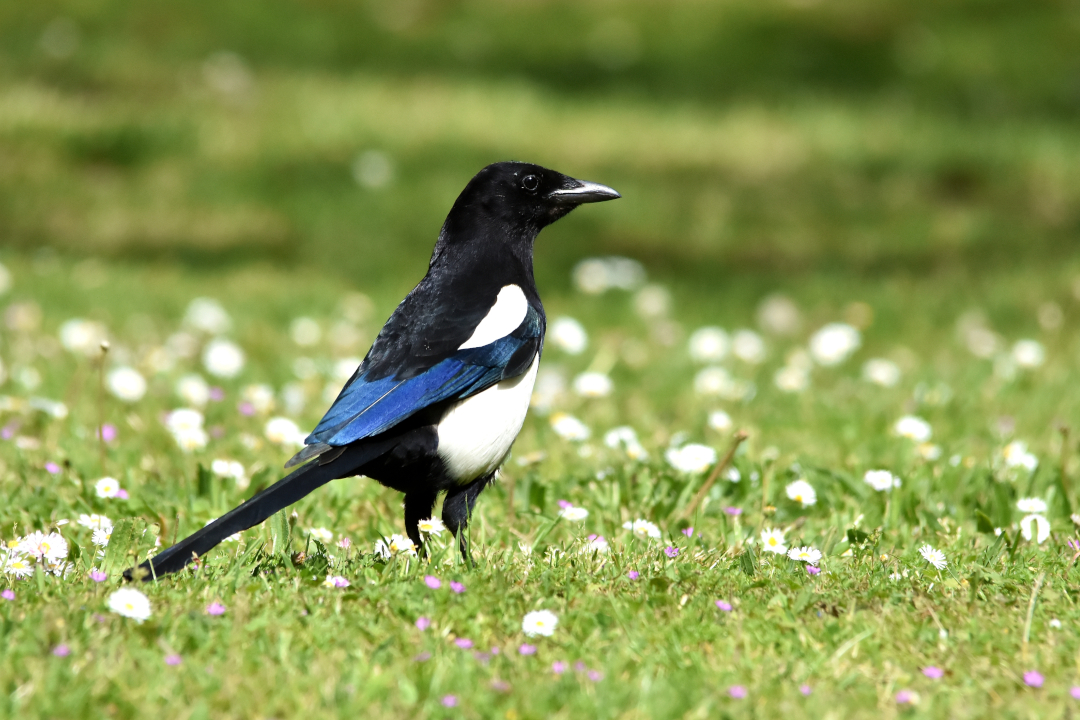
429;217;538;289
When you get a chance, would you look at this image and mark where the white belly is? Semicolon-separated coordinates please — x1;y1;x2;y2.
436;357;539;482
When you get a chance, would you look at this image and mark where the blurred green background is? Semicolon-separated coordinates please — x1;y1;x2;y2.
2;0;1078;304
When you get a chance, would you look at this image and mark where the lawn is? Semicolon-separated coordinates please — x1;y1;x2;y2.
1;1;1080;718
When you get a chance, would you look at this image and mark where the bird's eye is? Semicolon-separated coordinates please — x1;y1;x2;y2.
521;175;540;192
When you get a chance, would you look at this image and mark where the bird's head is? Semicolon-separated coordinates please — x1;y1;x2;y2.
450;161;621;234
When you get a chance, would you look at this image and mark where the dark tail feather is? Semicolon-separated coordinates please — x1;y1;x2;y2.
125;444;372;581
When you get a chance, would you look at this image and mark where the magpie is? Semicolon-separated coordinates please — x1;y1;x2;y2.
127;161;620;580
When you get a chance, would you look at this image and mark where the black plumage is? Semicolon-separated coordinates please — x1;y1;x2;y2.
126;161;619;581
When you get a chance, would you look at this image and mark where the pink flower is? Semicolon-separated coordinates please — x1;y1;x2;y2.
238;402;255;416
2;589;14;601
98;424;118;442
89;570;107;582
800;684;812;696
441;695;458;708
574;661;587;672
716;600;732;612
729;685;747;699
588;670;604;682
923;666;943;679
627;570;639;580
450;581;465;594
682;527;694;537
206;602;226;616
1024;671;1044;688
337;537;351;550
895;690;915;704
209;387;225;401
1070;686;1080;700
557;499;573;509
415;617;431;631
490;679;511;692
45;462;61;474
424;575;441;589
806;566;821;575
164;654;182;666
52;644;71;657
116;489;129;499
454;638;473;649
664;546;679;558
518;644;536;655
724;506;742;516
552;661;567;674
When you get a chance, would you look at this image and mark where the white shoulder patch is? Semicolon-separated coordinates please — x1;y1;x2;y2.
458;284;528;350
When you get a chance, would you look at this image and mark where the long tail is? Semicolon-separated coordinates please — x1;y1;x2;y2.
125;444;375;581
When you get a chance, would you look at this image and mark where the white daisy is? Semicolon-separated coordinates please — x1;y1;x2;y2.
760;527;788;555
522;610;559;637
688;327;729;363
17;531;68;562
94;477;122;499
176;374;211;407
183;298;232;334
202;337;245;378
573;372;613;398
265;417;304;447
1020;514;1051;545
581;535;609;554
373;534;416;559
91;528;112;547
3;552;33;579
417;517;445;537
558;506;589;522
166;408;205;434
785;479;817;507
549;317;587;355
242;384;276;414
550;413;590;442
665;443;717;474
732;329;767;364
808;323;861;366
708;410;733;433
864;470;901;492
787;546;823;564
774;365;810;393
918;544;947;570
1003;441;1038;471
107;588;152;622
1017;498;1048;514
107;366;147;403
622;519;661;539
77;514;113;532
1012;340;1045;369
862;358;901;387
307;527;334;543
895;416;932;442
290;317;322;347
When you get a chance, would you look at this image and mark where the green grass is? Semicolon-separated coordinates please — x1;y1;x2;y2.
2;0;1080;717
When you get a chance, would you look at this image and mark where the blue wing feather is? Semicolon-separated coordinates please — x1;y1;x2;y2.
306;310;542;448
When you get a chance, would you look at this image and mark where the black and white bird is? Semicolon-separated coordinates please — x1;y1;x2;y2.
128;161;619;580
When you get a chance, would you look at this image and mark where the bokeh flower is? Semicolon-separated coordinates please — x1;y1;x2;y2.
107;588;152;622
665;443;717;474
760;528;788;555
522;610;558;637
785;479;817;507
623;519;661;539
895;416;932;442
787;546;822;564
202;338;245;378
107;366;147;402
809;323;860;366
864;470;901;492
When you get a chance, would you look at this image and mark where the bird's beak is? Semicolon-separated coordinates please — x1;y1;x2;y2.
549;178;621;205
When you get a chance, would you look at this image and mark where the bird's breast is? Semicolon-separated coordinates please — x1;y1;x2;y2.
435;356;539;483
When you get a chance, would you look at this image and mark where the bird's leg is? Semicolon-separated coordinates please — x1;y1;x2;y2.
442;474;493;566
404;488;439;557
